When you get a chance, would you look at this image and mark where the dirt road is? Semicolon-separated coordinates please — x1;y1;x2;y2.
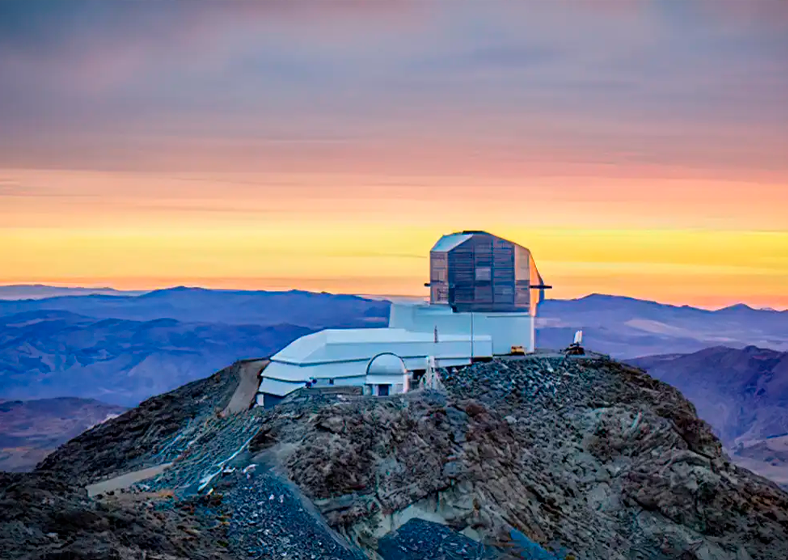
221;359;268;417
86;463;172;497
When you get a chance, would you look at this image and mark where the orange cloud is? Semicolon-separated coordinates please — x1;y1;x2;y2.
1;3;786;309
1;169;786;309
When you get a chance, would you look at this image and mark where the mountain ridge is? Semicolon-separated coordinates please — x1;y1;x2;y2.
538;294;788;358
2;288;787;410
0;287;392;327
3;284;787;312
0;284;145;300
23;355;788;559
0;310;316;405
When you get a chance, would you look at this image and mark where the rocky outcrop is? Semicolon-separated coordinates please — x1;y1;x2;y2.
245;358;788;559
0;471;232;560
37;363;243;485
377;518;503;559
26;356;788;559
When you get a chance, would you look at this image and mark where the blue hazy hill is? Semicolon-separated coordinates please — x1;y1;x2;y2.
0;288;391;406
538;294;788;358
0;310;316;405
2;288;787;407
0;287;390;328
0;285;143;300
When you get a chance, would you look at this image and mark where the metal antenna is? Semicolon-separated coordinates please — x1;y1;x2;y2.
470;312;474;360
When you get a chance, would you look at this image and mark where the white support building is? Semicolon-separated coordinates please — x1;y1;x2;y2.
256;327;491;407
255;230;549;407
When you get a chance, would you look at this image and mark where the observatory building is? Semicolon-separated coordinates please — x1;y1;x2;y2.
428;230;545;313
256;231;549;407
393;230;546;356
364;353;410;396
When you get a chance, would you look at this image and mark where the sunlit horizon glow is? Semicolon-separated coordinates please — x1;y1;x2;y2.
1;2;786;310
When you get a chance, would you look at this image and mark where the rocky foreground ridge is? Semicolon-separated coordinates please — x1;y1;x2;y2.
4;356;788;559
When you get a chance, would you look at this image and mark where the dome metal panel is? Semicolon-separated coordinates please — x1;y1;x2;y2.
365;352;407;376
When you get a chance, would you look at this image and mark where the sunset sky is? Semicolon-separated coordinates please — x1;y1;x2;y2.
1;1;786;308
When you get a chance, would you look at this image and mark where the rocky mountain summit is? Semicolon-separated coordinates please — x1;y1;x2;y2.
9;356;788;559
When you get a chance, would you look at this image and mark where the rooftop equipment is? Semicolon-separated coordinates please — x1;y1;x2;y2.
255;230;550;407
565;330;585;356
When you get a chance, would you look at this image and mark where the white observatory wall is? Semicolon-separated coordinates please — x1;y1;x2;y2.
477;314;536;354
364;374;408;386
271;327;492;368
264;360;367;384
257;327;493;404
390;303;535;354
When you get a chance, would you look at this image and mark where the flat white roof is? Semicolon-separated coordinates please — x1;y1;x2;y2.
272;327;490;364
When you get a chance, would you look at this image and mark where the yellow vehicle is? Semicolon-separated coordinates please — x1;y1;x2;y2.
510;345;526;356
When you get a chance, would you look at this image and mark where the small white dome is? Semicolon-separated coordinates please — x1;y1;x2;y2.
366;353;407;376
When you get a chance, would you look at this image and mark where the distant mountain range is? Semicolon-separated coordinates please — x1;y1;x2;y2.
2;286;788;484
2;288;786;358
0;288;390;406
1;287;787;404
0;397;126;472
538;294;788;358
0;310;317;405
631;345;788;446
0;284;145;300
0;286;390;327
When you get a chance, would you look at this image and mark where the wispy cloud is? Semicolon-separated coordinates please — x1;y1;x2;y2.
0;179;97;198
1;1;785;177
0;2;786;307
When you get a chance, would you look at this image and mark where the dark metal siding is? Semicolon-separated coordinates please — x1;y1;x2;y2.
430;252;449;303
430;232;534;313
514;244;532;309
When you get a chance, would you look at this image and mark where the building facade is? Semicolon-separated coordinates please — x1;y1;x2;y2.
429;231;546;314
255;231;548;407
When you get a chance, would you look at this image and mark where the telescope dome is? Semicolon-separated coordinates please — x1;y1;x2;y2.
366;353;407;376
